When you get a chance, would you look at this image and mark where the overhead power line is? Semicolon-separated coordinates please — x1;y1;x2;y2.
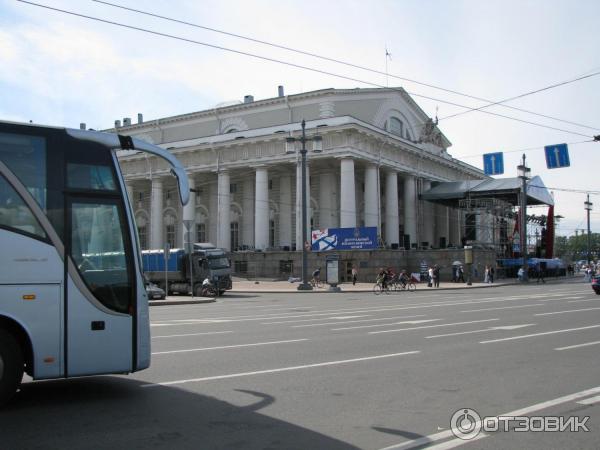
439;69;600;122
17;0;596;140
92;0;600;133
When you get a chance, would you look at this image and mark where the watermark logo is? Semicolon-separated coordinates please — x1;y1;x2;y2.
450;408;590;440
450;408;482;440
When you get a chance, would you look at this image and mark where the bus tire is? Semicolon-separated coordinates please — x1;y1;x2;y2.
0;329;24;407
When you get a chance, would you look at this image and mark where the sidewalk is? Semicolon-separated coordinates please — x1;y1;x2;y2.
149;275;585;306
229;278;517;293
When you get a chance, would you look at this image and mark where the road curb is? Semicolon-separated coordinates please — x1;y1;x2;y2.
149;298;216;306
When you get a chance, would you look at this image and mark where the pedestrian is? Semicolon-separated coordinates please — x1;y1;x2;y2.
433;265;440;288
489;266;495;283
536;263;546;284
517;266;524;281
458;265;465;283
427;266;434;287
351;265;358;285
484;265;490;283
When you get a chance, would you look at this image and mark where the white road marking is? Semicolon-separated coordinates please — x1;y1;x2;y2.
152;295;565;324
333;319;441;331
577;394;600;405
152;331;233;339
426;324;535;339
292;315;426;328
480;324;600;344
152;338;308;355
378;385;600;450
534;307;600;316
555;340;600;351
262;315;369;325
568;298;600;303
369;319;500;335
461;304;543;313
142;351;421;387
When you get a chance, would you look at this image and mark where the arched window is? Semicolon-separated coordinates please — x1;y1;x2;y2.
388;117;404;137
164;213;177;248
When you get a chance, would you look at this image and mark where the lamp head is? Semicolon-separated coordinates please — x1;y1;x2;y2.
312;135;323;153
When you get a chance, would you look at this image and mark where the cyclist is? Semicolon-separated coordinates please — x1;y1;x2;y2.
376;267;390;289
312;267;321;285
399;269;409;288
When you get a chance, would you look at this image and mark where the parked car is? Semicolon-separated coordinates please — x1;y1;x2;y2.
592;276;600;295
146;283;166;300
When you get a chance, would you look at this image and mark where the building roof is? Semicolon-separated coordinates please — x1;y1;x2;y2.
422;175;554;206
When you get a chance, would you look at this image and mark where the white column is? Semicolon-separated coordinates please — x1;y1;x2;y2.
295;161;310;250
242;178;254;249
364;164;379;229
208;180;218;245
319;173;336;228
181;176;196;246
254;167;269;250
217;171;230;250
422;180;435;248
385;171;400;247
150;177;163;249
403;175;417;249
340;158;356;228
279;174;292;249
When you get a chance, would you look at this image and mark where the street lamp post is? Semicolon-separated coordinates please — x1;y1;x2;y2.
517;154;531;282
585;194;593;265
286;120;322;291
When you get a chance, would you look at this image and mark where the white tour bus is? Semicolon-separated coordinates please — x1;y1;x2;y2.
0;121;189;405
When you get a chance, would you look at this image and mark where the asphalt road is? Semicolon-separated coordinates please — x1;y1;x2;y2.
3;279;600;449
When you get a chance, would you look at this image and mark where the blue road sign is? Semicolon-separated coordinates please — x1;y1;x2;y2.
544;143;570;169
483;152;504;175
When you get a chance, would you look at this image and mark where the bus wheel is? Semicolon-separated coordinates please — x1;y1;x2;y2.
0;329;24;407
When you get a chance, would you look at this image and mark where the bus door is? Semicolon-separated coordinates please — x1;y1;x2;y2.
65;195;134;376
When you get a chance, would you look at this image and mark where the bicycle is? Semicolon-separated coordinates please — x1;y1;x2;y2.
310;277;323;288
399;280;417;292
373;277;391;295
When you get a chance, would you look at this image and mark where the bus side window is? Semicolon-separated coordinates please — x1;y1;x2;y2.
0;175;46;239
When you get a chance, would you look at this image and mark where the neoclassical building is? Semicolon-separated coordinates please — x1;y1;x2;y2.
115;87;486;253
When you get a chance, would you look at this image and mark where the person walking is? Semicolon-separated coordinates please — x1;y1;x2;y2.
489;266;495;283
427;266;434;287
433;265;440;288
351;265;358;286
484;265;490;284
517;266;524;282
536;262;546;284
458;265;465;283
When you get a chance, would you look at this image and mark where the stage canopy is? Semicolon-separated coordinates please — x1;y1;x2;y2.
421;176;554;207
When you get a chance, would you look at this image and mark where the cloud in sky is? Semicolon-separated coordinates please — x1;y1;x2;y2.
2;0;599;235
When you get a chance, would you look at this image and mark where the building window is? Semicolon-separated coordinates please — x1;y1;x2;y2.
231;222;239;250
389;117;404;137
269;179;273;190
166;224;176;249
230;183;237;194
138;191;144;202
269;219;275;247
137;225;148;250
196;223;206;243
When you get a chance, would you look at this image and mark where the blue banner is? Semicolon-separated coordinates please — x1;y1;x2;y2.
311;227;378;251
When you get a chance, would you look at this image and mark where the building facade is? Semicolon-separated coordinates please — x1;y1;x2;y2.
116;87;486;255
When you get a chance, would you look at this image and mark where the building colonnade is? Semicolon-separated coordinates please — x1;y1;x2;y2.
127;157;465;252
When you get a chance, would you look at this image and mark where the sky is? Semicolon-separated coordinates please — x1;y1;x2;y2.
1;0;599;237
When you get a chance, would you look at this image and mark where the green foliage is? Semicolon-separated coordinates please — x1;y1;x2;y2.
555;233;600;261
